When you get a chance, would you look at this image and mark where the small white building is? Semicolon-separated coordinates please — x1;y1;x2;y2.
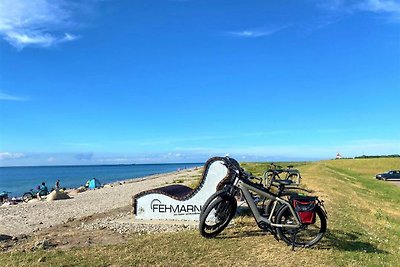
336;153;343;159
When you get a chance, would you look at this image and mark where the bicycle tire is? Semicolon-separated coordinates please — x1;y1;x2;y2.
199;195;237;238
287;173;301;184
200;190;229;214
22;192;34;203
263;170;275;188
275;205;327;248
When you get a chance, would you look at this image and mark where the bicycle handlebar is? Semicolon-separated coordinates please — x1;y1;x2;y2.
224;157;305;191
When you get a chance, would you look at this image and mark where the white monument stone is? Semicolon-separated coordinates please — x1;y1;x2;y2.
133;157;235;221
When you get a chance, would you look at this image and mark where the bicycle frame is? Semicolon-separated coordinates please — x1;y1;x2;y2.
236;179;301;229
199;158;326;248
264;165;302;185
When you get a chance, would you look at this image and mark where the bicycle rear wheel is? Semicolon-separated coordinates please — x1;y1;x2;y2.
199;195;237;238
275;205;327;247
287;173;301;184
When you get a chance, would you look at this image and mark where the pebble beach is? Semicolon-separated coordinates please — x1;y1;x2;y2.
0;169;202;237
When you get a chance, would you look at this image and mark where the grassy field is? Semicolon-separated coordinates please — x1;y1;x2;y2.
1;158;399;266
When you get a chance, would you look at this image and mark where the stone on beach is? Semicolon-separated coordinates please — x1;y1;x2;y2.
69;186;87;196
0;234;12;242
47;190;71;201
77;186;87;192
34;239;56;250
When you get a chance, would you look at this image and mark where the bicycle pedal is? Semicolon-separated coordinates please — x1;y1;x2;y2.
257;222;271;232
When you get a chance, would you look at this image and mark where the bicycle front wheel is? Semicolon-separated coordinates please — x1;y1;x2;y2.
200;190;228;214
275;205;327;247
199;195;237;238
22;192;34;203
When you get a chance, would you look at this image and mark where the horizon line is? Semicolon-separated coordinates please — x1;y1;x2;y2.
0;162;207;168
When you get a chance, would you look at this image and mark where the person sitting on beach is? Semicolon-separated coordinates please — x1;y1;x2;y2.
37;182;49;200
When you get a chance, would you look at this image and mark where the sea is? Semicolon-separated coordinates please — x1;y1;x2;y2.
0;163;203;197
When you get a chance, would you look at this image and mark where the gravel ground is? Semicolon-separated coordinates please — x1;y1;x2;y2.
80;212;198;235
0;169;201;237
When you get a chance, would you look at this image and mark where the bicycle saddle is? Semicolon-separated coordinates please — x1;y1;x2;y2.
273;179;293;186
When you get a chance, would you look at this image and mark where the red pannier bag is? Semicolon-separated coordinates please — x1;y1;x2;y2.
291;196;317;225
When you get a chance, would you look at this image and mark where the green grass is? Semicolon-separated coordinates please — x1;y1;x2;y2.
297;158;400;266
240;161;309;176
172;178;185;184
1;229;329;267
1;158;400;266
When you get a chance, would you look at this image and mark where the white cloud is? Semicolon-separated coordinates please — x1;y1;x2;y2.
0;0;83;49
63;33;79;41
228;25;290;38
357;0;400;21
168;138;400;160
319;0;400;22
75;152;94;160
4;32;79;49
357;0;400;13
0;90;28;101
0;152;25;160
97;157;132;163
229;30;270;38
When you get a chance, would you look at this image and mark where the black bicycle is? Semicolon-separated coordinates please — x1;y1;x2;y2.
263;163;302;188
199;157;327;248
0;191;10;203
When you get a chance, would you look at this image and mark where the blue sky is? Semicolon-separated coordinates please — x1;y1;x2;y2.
0;0;399;166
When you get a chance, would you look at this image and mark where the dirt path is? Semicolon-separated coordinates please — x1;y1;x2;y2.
389;181;400;187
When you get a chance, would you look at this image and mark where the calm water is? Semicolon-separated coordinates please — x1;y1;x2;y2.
0;163;202;197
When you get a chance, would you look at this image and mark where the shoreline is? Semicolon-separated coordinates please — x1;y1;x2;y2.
0;168;202;237
0;163;203;198
0;162;205;168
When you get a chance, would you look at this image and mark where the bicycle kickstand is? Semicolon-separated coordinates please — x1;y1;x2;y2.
271;228;279;242
291;230;299;251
